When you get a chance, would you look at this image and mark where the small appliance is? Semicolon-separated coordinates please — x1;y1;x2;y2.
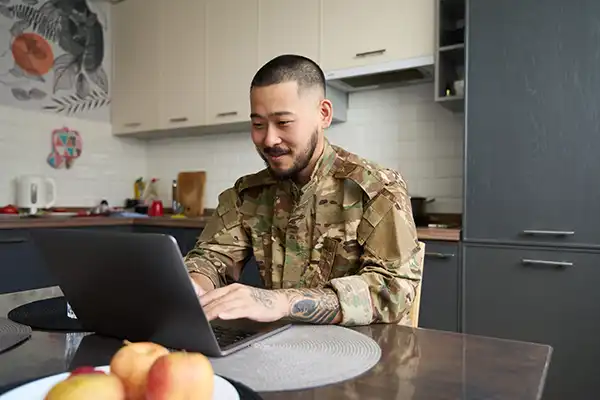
15;175;57;214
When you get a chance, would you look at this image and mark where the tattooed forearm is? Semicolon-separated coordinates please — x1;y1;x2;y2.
277;288;342;324
249;288;278;308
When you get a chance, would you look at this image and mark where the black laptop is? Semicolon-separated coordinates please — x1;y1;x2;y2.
30;228;290;357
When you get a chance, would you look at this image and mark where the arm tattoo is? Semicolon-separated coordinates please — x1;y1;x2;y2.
249;288;278;309
279;288;342;324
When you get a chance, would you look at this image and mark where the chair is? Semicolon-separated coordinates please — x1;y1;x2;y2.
408;241;425;328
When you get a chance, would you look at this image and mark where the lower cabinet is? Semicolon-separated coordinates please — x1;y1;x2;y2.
419;240;461;332
463;244;600;400
0;229;57;294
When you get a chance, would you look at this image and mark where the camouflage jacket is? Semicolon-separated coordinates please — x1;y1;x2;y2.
184;140;423;326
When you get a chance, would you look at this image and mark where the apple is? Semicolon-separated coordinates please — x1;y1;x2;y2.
109;340;170;400
68;366;106;378
145;352;214;400
44;373;125;400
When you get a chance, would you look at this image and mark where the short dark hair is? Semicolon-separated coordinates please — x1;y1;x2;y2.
250;54;326;96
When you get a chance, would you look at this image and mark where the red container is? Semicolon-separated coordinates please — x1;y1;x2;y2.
148;200;164;217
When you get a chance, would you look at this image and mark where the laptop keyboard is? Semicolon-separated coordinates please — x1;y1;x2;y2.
212;325;256;348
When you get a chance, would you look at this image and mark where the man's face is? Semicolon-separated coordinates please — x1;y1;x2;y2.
250;81;329;180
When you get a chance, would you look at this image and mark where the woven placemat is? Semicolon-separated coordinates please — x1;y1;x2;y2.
0;318;31;354
7;297;85;332
209;325;381;392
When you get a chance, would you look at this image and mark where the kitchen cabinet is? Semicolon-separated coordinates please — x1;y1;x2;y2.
111;0;160;135
205;0;259;125
419;240;460;332
258;0;321;66
0;230;57;294
132;226;201;256
321;0;434;72
463;244;600;400
464;0;600;248
158;0;206;129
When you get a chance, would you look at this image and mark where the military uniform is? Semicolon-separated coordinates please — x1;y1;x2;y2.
185;139;423;327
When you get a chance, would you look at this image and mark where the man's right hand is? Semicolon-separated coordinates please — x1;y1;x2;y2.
190;273;215;297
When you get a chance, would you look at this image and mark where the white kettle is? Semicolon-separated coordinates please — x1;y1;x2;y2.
15;175;57;214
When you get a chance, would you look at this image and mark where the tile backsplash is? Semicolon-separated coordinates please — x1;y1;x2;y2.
0;106;146;207
147;83;464;213
0;82;464;213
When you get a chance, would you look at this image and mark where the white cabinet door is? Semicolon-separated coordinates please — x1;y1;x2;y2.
321;0;435;72
258;0;320;66
206;0;259;125
111;0;160;135
158;0;206;129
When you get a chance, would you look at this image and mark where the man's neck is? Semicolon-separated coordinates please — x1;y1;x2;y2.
293;141;325;186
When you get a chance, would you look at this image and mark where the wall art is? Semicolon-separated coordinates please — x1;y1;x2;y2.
47;125;82;169
0;0;112;122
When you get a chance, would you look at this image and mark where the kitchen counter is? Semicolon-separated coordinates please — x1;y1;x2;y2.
0;216;461;241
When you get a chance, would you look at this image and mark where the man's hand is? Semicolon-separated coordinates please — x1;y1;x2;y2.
200;283;288;322
190;273;215;297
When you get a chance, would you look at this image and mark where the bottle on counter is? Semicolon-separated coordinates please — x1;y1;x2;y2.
171;179;179;212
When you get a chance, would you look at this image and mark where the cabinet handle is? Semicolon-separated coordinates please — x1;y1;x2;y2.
124;122;141;127
0;237;27;244
355;49;386;58
169;117;188;123
521;230;575;236
522;259;573;268
216;111;238;117
425;252;455;259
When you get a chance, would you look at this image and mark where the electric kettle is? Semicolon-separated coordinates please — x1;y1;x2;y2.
15;175;57;214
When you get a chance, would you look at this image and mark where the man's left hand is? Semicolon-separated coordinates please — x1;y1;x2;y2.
200;283;288;322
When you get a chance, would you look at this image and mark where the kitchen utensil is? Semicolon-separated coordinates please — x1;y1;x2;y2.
148;200;164;217
176;171;206;217
410;196;435;227
15;175;57;215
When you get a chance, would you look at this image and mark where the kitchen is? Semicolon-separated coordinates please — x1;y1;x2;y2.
0;0;598;398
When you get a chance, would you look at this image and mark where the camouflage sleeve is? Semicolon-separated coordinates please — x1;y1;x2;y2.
184;187;252;289
328;188;423;326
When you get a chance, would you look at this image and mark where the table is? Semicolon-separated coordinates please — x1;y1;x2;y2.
0;324;551;399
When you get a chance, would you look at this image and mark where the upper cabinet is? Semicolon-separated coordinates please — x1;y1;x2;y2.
158;0;207;129
111;0;159;135
111;0;436;136
258;0;321;66
321;0;435;72
206;0;259;125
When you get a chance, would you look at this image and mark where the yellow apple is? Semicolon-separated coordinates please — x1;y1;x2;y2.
145;352;214;400
44;373;125;400
109;341;170;400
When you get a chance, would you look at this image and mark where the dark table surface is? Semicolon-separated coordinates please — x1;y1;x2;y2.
0;324;552;399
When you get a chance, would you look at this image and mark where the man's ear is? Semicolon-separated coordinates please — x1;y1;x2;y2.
319;98;333;129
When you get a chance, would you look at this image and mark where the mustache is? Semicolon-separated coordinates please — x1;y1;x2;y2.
263;146;291;157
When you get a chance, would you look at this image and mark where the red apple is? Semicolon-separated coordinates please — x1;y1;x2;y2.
68;366;106;378
109;341;170;400
44;373;125;400
145;352;214;400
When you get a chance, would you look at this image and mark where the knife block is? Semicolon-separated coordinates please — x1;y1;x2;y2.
176;171;206;217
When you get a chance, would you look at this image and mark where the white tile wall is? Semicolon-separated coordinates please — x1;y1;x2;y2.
0;106;147;208
0;83;464;212
147;82;465;213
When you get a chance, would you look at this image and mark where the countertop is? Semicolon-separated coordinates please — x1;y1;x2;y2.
0;216;461;241
0;324;550;399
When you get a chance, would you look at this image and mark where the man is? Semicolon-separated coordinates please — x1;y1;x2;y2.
184;54;423;327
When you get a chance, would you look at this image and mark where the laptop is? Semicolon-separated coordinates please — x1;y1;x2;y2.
30;228;290;357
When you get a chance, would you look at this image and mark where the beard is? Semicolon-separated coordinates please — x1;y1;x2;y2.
258;128;319;181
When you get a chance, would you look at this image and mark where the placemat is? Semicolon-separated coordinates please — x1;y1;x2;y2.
7;297;85;332
209;325;381;392
0;318;31;354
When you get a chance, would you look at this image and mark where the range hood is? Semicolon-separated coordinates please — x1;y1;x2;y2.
324;55;434;93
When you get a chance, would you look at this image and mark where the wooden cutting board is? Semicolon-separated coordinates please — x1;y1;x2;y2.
176;171;206;217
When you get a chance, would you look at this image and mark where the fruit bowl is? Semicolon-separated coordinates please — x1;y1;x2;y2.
0;366;239;400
